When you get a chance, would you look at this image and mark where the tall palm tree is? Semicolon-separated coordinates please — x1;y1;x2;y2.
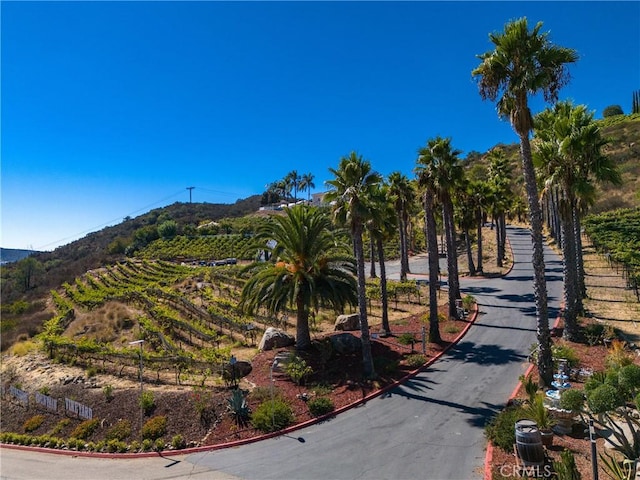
325;152;382;378
388;172;414;281
470;178;493;274
473;17;578;386
416;136;463;320
300;173;316;202
417;185;442;343
286;170;301;203
239;205;357;350
534;101;621;340
487;149;514;267
367;184;397;337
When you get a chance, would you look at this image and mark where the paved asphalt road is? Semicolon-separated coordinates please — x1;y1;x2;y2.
0;226;564;480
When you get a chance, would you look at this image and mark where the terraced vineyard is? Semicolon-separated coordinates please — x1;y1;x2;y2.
584;207;640;300
38;260;275;385
138;234;259;261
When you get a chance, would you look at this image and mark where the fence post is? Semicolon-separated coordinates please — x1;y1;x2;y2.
422;326;426;355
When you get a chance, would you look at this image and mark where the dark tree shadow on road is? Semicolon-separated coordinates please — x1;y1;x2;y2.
388;384;504;429
446;341;526;366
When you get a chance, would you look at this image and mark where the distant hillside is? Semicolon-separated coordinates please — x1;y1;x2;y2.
0;248;38;264
0;196;262;304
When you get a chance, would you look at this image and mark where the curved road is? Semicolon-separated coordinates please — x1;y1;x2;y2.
0;226;563;480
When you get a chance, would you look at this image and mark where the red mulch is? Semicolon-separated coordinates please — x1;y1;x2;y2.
1;305;468;451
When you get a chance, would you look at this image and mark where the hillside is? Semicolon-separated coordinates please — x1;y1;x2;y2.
0;248;38;264
1;115;638;352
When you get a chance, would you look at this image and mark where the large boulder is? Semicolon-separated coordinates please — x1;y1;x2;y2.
271;351;294;374
329;333;362;355
258;327;295;351
334;313;360;331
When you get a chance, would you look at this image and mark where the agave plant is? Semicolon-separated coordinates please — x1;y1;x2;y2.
227;389;250;427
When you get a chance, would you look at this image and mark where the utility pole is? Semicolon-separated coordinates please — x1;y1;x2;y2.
187;187;195;203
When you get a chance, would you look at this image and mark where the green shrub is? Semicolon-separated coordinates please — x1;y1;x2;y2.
86;365;98;378
70;419;100;440
171;434;186;450
444;325;461;334
406;354;427;368
154;438;165;451
587;384;624;414
141;415;167;440
251;399;294;433
485;405;527;451
374;356;399;375
106;439;128;453
397;332;416;346
37;386;50;396
106;419;131;441
129;440;141;453
51;418;70;435
139;391;155;415
584;323;605;346
249;386;280;402
552;343;579;368
310;383;333;396
103;384;114;401
307;397;334;417
617;364;640;398
519;373;539;404
285;355;313;385
553;449;581;480
462;294;476;311
141;438;154;451
559;389;584;412
23;415;45;433
67;436;87;450
603;105;624;117
584;371;607;393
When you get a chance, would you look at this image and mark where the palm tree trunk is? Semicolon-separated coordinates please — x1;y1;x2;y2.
425;191;442;343
519;133;553;387
476;210;484;274
465;228;476;275
369;235;377;278
443;197;462;319
560;203;579;341
353;222;375;378
499;212;507;264
495;214;503;267
574;208;587;307
296;292;312;349
399;211;410;281
377;236;391;336
404;211;412;273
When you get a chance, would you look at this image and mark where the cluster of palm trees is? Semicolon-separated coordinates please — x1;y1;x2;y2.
241;18;620;385
473;18;621;385
263;171;316;205
534;101;621;342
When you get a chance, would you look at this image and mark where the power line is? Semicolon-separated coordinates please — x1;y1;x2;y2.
34;190;187;251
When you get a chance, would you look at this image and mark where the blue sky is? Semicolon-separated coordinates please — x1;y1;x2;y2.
2;1;638;251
